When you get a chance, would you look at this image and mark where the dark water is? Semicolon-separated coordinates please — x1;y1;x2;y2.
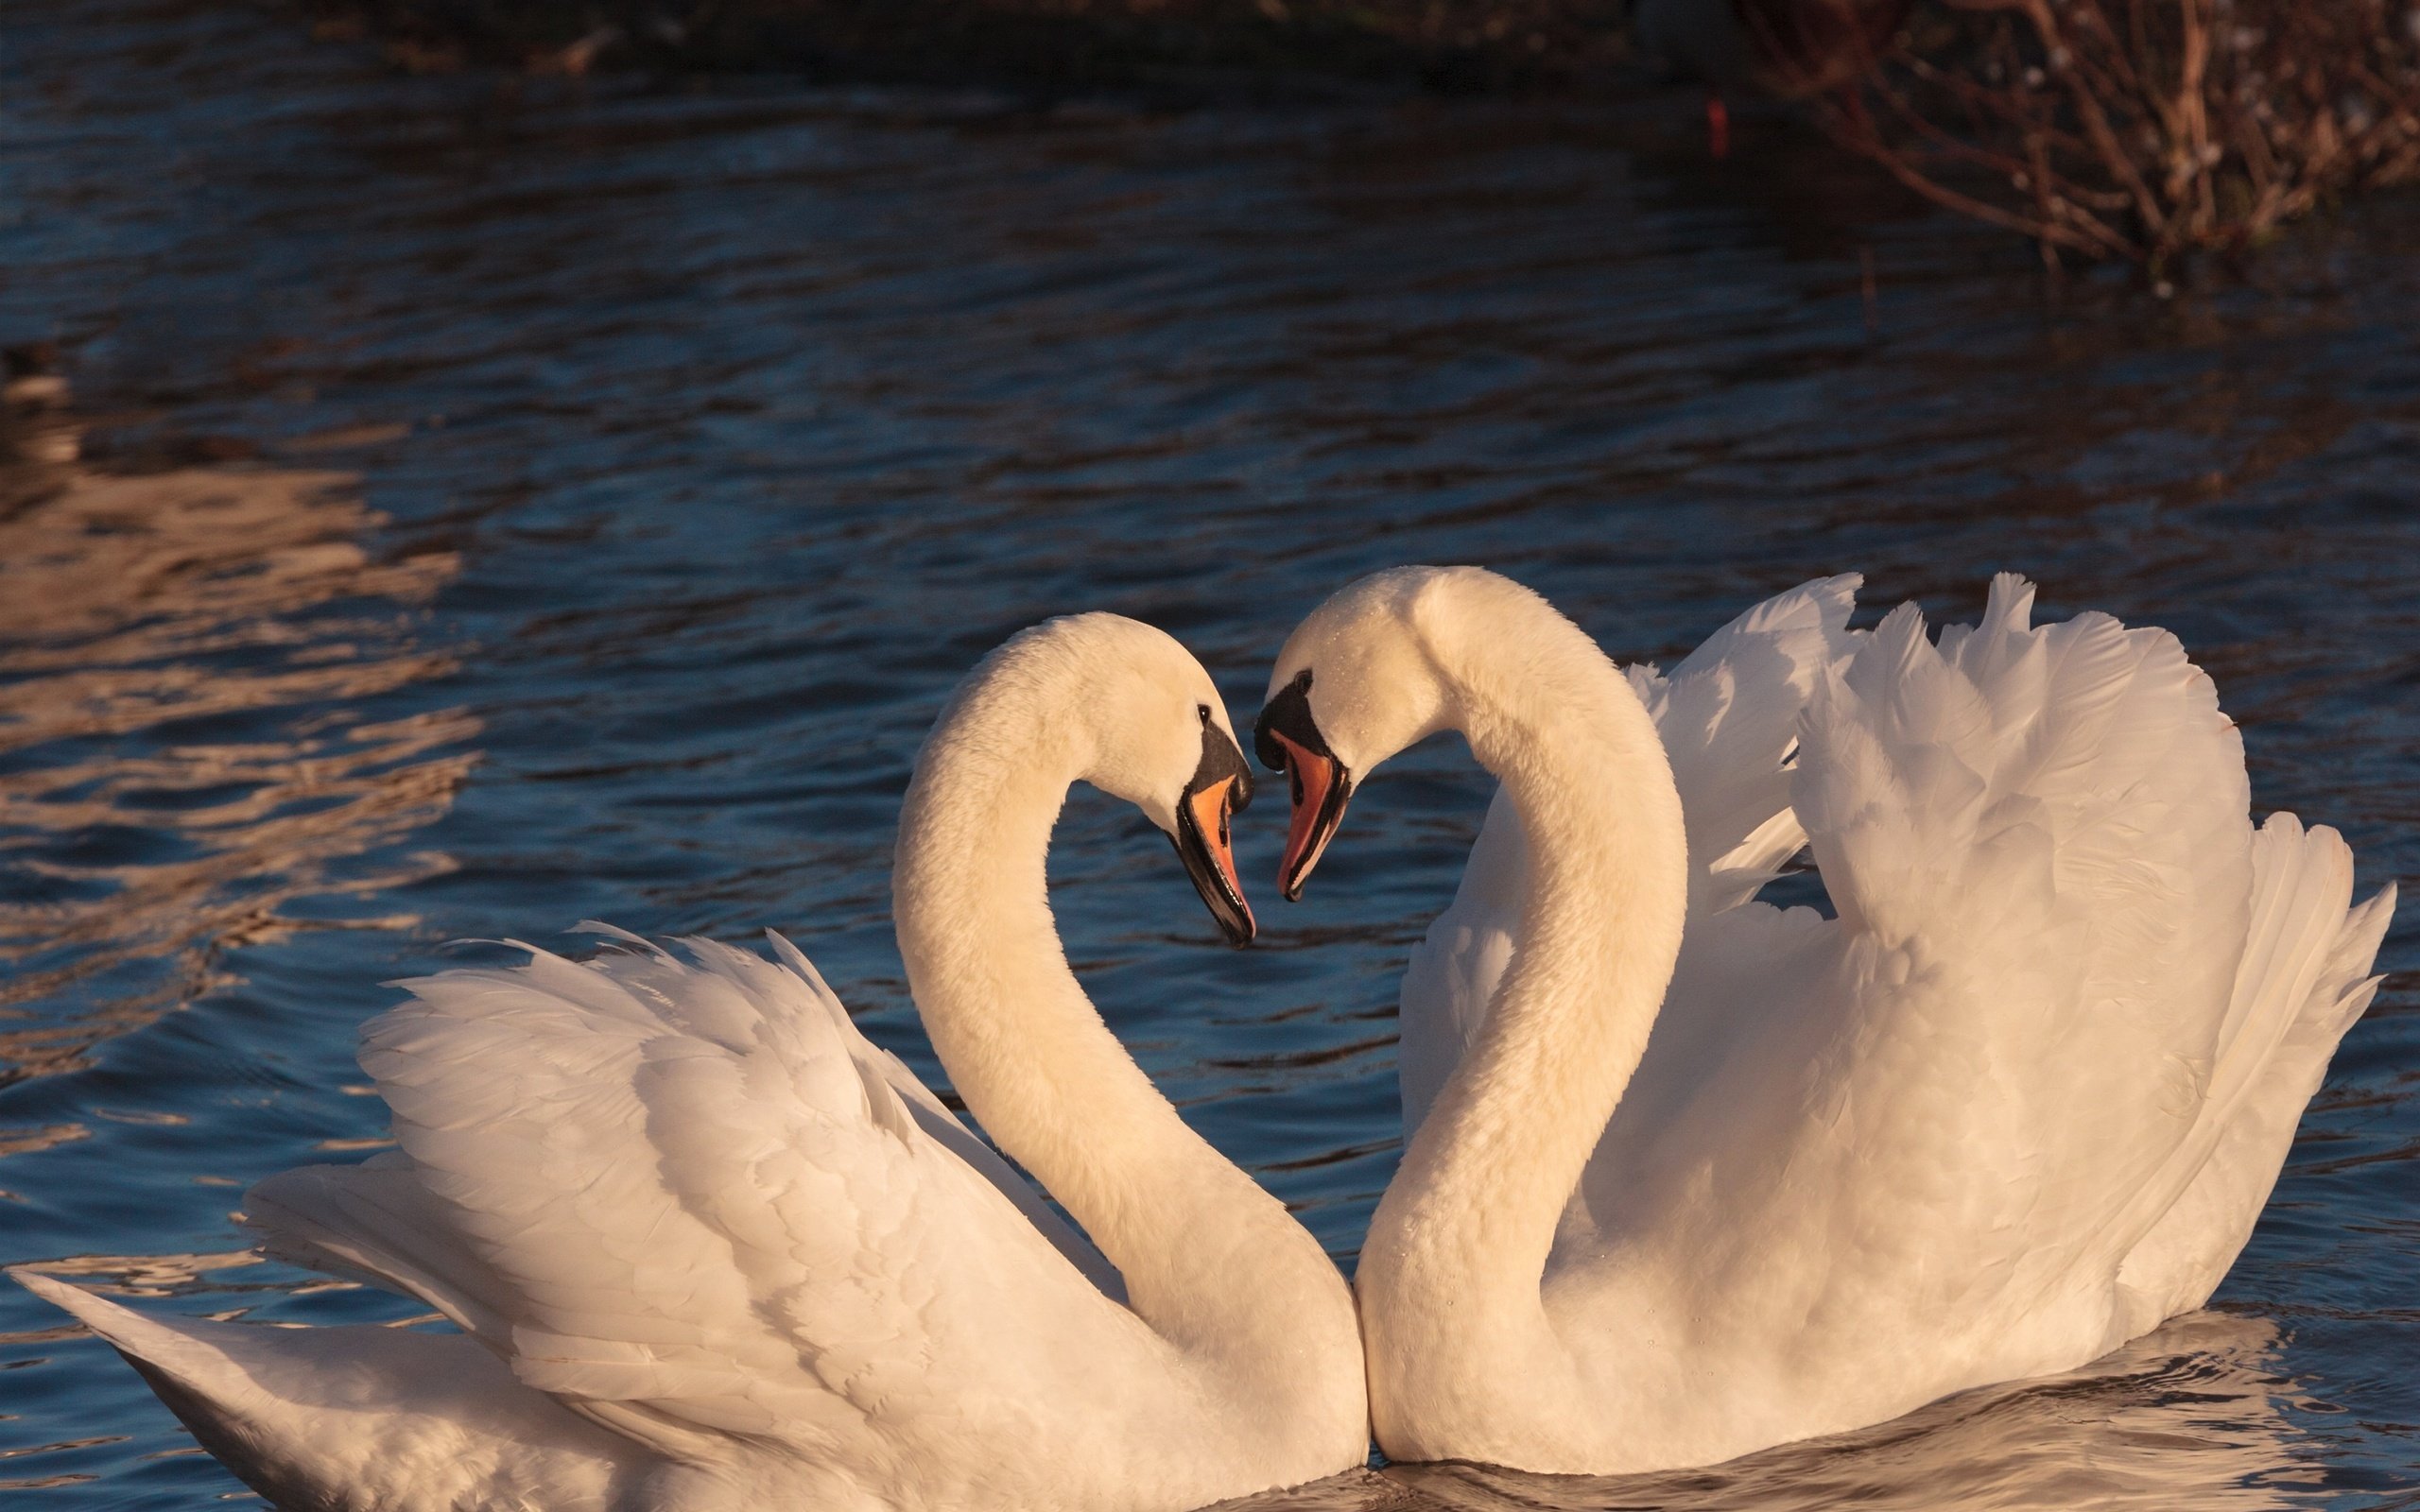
2;3;2415;1507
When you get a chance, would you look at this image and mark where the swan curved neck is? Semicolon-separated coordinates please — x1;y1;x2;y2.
1372;605;1688;1324
891;671;1357;1401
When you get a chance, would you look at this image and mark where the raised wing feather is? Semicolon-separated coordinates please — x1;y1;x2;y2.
1584;576;2381;1366
1793;576;2254;1257
1633;572;1863;910
248;931;1163;1470
1398;576;1859;1139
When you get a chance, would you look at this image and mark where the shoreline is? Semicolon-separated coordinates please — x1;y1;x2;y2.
287;0;1653;98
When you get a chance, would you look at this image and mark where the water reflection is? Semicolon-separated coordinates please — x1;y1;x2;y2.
10;1249;262;1298
0;392;471;1089
1234;1313;2320;1511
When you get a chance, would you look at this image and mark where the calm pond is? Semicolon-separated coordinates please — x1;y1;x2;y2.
1;3;2414;1507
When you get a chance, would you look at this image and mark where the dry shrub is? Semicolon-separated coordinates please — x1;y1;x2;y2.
1816;1;2420;265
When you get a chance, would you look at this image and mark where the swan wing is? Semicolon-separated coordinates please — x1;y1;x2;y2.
1590;576;2388;1368
1786;576;2256;1265
247;1150;523;1347
248;932;1168;1470
1633;571;1863;912
1398;576;1860;1138
251;929;1124;1325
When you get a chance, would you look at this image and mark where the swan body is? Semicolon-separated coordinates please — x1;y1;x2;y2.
1256;567;2391;1474
18;614;1366;1511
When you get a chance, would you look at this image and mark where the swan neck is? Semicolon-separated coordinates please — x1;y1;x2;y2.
891;676;1357;1400
1381;611;1688;1311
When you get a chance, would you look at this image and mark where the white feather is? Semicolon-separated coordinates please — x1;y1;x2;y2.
22;614;1367;1512
1314;568;2389;1474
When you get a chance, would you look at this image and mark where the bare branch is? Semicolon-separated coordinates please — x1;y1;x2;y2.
1810;0;2420;262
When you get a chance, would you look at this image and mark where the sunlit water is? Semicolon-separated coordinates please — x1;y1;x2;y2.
1;3;2414;1507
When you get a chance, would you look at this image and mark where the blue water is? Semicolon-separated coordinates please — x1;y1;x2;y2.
1;4;2414;1507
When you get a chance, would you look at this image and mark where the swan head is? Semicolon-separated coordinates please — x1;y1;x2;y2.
988;613;1259;945
1253;567;1486;900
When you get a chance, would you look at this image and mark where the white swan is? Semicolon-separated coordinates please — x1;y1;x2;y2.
15;613;1368;1512
1252;566;2392;1474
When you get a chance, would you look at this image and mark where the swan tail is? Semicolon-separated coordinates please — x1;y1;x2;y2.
2112;819;2394;1325
10;1268;641;1511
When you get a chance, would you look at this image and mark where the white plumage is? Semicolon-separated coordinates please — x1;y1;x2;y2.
17;614;1366;1512
1269;567;2391;1473
21;576;2390;1496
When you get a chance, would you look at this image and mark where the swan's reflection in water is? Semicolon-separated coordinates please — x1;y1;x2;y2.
0;395;469;1091
1242;1313;2316;1511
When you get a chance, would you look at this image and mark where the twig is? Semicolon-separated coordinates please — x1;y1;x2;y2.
1811;0;2420;263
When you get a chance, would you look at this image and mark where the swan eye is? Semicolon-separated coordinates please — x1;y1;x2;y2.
1197;703;1213;728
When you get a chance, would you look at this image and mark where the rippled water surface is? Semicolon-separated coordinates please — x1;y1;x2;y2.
2;3;2415;1507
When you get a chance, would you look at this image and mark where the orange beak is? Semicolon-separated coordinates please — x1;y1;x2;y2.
1270;730;1351;902
1174;772;1255;946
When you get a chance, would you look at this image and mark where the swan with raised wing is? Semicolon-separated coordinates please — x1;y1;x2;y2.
18;613;1368;1512
1254;566;2391;1473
